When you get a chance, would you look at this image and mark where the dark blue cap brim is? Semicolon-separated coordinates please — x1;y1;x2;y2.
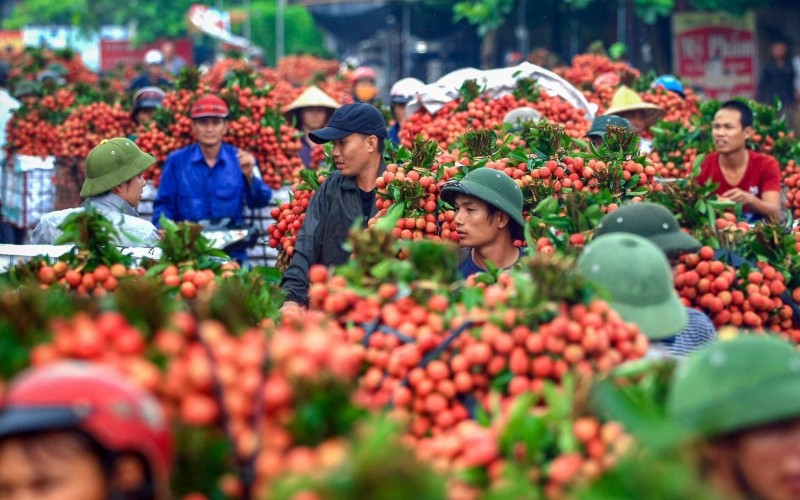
308;126;355;144
0;407;83;438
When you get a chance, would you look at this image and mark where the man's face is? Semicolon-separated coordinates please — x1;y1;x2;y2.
712;108;751;155
0;434;107;500
147;63;162;79
134;108;155;126
192;117;228;148
331;133;376;177
161;42;175;59
116;173;146;207
453;194;506;248
392;103;407;124
771;42;788;60
727;418;800;500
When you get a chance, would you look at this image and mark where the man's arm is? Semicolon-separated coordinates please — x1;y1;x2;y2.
152;155;179;227
722;188;781;221
238;150;272;209
279;179;329;306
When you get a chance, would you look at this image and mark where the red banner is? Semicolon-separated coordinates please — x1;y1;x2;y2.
100;38;194;72
673;12;756;101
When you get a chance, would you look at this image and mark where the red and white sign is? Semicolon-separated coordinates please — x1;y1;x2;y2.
673;11;757;100
100;38;193;72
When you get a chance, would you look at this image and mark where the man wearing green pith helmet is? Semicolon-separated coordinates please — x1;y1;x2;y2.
668;335;800;500
29;138;160;246
440;168;526;278
577;233;715;358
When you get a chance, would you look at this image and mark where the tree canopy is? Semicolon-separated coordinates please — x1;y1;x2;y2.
2;0;328;63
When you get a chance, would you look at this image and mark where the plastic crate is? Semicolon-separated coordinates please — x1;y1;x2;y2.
0;155;56;229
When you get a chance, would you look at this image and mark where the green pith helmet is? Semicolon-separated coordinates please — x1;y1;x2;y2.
440;167;525;230
13;80;40;99
595;202;701;257
668;335;800;438
80;138;155;198
577;233;688;339
585;114;632;138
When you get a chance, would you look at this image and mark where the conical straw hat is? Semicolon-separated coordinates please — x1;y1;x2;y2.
603;85;665;126
283;86;341;114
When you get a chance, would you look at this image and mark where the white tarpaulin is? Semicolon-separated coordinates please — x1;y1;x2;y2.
188;4;249;48
406;62;597;120
0;245;162;272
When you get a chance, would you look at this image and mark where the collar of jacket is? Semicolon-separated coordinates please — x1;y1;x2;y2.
339;160;387;190
83;192;139;217
190;142;228;167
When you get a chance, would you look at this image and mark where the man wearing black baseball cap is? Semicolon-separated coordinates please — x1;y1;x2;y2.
281;103;387;309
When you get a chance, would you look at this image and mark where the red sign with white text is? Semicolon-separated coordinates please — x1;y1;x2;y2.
673;12;756;100
100;38;193;72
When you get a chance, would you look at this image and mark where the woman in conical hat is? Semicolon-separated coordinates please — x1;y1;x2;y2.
603;85;666;153
284;86;341;168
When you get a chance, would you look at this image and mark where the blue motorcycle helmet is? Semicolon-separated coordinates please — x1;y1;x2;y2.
652;74;685;98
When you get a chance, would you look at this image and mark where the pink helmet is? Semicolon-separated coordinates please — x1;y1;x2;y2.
351;66;377;83
0;362;172;483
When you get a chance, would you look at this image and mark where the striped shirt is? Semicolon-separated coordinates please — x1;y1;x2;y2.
652;308;717;358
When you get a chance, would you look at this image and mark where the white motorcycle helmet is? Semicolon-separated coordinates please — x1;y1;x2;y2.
390;77;425;105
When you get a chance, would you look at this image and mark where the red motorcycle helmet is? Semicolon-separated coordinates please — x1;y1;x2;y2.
0;361;172;485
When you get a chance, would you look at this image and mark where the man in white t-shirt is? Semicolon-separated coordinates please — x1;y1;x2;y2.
0;61;20;166
0;61;23;244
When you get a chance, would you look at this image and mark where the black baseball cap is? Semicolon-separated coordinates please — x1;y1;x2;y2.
309;103;387;144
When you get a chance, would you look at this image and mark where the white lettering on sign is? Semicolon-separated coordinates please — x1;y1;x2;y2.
680;37;704;61
708;35;754;58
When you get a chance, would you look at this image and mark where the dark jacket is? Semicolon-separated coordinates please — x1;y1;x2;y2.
757;61;796;106
280;162;385;305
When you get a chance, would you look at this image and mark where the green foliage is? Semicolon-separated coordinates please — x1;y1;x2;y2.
410;135;441;171
520;120;572;158
634;0;676;24
152;215;228;270
272;417;447;500
461;129;497;158
452;0;515;36
54;208;135;271
4;0;328;61
193;268;284;332
286;376;367;447
581;362;720;499
247;3;330;66
648;175;735;247
171;425;231;498
339;212;461;303
739;222;800;288
457;80;487;112
0;285;81;379
688;0;774;14
113;277;174;337
4;0;195;42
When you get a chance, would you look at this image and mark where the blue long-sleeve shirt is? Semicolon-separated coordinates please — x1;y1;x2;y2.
153;143;272;259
